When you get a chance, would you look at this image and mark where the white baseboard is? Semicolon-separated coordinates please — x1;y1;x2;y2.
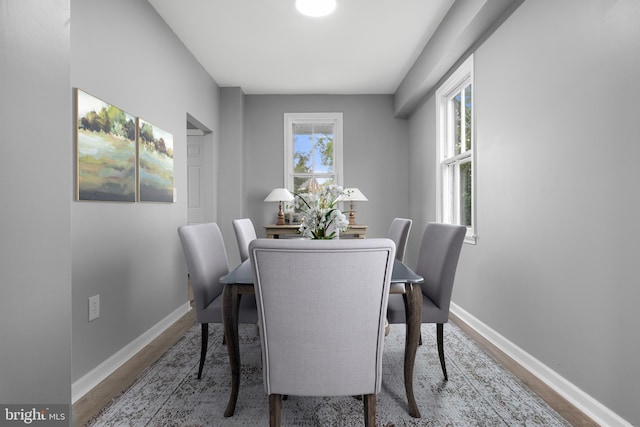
450;302;632;427
72;302;192;403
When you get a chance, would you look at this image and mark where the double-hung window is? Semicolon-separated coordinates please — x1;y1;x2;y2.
284;113;343;193
436;55;476;244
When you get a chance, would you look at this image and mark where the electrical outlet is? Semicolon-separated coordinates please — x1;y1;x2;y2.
89;295;100;322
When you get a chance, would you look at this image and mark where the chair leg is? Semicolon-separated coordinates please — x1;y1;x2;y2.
404;293;422;346
269;394;282;427
437;323;448;381
363;394;376;427
198;323;208;379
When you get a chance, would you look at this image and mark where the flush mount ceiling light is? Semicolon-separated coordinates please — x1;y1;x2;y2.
295;0;336;17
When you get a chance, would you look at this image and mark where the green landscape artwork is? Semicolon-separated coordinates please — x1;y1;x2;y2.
76;89;137;202
138;119;174;203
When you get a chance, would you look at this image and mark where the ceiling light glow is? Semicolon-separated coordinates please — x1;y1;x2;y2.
295;0;336;17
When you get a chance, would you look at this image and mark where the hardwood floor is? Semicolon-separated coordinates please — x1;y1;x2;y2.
72;309;196;426
72;309;598;426
449;313;599;427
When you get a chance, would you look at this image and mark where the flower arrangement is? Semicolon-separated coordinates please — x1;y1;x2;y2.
294;185;350;239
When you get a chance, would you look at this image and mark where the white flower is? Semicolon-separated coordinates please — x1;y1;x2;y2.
294;185;350;239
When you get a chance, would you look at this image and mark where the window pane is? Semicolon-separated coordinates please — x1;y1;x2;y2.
453;92;462;155
293;124;312;173
459;161;472;227
293;176;334;194
313;131;334;173
464;84;472;152
444;163;455;224
293;176;311;193
315;177;334;187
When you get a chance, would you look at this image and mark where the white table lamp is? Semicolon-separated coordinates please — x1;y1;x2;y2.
342;188;368;225
264;188;295;225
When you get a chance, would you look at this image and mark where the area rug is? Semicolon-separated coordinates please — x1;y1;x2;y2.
86;322;570;426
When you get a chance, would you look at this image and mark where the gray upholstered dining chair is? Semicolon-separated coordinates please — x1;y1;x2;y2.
249;238;396;427
387;218;412;262
177;223;258;379
386;222;466;381
232;218;257;262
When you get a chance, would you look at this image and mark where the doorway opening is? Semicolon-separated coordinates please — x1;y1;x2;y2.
186;114;214;304
186;114;214;225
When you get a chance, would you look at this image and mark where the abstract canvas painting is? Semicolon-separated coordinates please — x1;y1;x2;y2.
76;89;137;202
138;119;174;203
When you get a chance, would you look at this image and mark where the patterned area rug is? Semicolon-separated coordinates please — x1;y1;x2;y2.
86;322;570;426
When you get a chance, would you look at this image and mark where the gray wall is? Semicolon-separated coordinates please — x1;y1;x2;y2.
218;87;246;264
408;0;640;424
0;0;72;406
70;0;220;381
241;95;409;261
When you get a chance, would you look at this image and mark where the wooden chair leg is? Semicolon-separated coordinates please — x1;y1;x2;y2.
269;394;282;427
198;323;208;379
363;394;376;427
404;293;423;346
437;323;448;381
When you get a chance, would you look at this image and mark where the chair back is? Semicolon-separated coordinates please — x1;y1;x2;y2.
177;223;228;321
416;223;466;319
249;238;395;397
232;218;257;262
387;218;412;262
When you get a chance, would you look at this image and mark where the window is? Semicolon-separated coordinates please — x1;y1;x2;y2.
284;113;343;193
436;55;476;244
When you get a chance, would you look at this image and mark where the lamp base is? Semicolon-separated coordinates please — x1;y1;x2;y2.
276;201;286;225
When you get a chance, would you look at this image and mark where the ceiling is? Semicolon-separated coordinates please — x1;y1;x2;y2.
147;0;455;95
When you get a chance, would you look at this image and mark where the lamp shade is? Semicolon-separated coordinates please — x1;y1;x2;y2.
342;188;368;202
264;188;294;202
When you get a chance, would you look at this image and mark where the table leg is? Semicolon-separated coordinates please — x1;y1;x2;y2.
222;285;241;417
403;283;422;418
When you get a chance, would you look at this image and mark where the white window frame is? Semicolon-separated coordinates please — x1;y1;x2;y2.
436;55;476;244
284;112;343;192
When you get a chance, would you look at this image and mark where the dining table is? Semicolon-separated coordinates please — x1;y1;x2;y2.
219;257;425;418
